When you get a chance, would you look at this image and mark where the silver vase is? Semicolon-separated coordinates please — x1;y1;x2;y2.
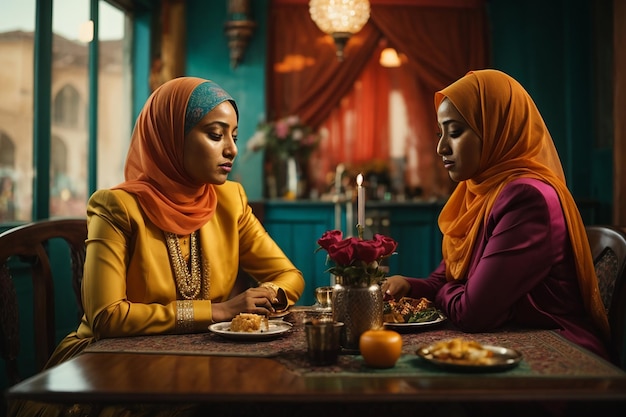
331;280;384;350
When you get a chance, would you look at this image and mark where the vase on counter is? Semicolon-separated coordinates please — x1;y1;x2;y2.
264;153;308;200
331;278;384;351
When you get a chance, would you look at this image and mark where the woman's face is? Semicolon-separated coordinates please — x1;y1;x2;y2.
436;98;482;182
183;101;238;185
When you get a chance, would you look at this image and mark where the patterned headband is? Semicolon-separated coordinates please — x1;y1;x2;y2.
184;81;238;135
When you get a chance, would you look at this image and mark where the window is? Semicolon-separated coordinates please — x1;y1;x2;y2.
50;0;89;217
52;85;82;128
50;135;78;216
0;0;135;223
97;1;131;190
0;132;17;222
0;133;15;168
0;0;35;222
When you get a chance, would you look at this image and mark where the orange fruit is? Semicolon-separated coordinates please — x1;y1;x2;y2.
359;329;402;368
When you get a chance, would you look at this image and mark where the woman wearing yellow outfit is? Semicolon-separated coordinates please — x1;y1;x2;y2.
9;77;303;416
46;76;304;366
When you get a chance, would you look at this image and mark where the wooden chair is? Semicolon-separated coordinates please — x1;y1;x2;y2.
585;225;626;369
0;218;87;386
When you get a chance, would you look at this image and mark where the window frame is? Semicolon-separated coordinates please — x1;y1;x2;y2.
14;0;154;225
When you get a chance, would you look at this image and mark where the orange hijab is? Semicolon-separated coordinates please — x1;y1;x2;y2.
435;69;609;339
113;77;237;235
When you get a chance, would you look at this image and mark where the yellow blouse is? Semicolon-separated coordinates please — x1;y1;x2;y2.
47;181;304;366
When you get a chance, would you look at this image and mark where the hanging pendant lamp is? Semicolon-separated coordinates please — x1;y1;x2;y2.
309;0;371;61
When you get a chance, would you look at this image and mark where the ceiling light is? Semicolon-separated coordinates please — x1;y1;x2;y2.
379;47;401;68
309;0;370;61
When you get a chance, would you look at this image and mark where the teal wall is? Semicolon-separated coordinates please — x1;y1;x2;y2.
185;0;268;200
488;0;613;223
131;9;153;122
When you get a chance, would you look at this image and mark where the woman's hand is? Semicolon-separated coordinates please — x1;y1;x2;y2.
381;275;411;300
211;287;278;322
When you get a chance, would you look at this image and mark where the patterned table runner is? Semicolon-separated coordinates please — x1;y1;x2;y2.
84;319;625;378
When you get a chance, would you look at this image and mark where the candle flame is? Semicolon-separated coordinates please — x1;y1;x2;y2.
356;173;363;186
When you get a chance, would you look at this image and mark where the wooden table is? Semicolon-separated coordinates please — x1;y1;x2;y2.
6;321;626;416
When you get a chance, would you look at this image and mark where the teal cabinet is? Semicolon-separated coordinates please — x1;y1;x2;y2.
365;203;444;278
261;201;336;306
259;200;444;306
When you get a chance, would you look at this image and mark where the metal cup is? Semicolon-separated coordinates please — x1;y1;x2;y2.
314;286;334;309
304;321;344;365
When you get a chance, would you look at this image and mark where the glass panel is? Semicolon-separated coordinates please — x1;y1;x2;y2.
0;0;35;222
51;0;90;217
98;0;130;189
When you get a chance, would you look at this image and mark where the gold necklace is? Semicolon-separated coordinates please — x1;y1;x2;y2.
164;230;209;300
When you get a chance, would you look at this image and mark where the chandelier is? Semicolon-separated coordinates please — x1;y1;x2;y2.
309;0;371;61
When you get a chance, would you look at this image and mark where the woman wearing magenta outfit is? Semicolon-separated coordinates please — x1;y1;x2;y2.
381;69;610;361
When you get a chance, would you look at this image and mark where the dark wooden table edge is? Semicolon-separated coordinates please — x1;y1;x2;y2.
7;357;626;405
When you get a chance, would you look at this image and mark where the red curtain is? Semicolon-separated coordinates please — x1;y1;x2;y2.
268;0;489;198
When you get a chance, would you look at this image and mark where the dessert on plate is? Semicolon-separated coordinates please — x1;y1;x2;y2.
230;313;269;332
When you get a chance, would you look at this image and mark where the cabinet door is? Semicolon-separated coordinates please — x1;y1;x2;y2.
263;202;337;306
365;205;443;278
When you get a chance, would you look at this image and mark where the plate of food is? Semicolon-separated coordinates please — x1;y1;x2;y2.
209;313;293;341
416;338;522;372
383;297;446;331
384;314;446;330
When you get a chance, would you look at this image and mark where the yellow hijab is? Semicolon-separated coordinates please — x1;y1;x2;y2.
113;77;237;235
435;69;609;339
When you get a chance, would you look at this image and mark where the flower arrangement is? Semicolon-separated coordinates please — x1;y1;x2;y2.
246;115;321;159
316;230;398;286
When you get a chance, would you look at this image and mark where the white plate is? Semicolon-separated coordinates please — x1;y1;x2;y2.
383;314;447;331
416;344;522;372
208;320;293;341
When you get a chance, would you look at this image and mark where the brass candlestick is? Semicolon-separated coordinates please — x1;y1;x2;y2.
357;223;364;240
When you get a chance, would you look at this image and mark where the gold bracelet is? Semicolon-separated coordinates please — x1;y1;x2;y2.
175;299;194;332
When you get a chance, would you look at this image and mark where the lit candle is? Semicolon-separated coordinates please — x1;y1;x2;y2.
357;173;365;228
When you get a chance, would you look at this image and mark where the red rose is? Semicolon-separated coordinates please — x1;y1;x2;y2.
373;234;398;255
352;235;395;263
317;230;343;250
317;229;398;283
353;239;382;263
327;236;359;265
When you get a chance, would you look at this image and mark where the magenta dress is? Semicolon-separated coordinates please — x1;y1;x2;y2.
406;178;609;360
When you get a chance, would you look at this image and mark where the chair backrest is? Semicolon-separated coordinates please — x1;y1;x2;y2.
0;218;87;386
585;225;626;369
